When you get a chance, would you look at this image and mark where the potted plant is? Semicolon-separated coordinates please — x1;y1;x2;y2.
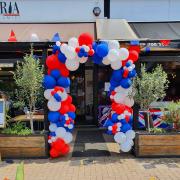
0;49;48;159
133;64;180;157
161;101;180;131
13;49;44;133
133;64;169;130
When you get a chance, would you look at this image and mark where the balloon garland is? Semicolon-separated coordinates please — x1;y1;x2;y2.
43;33;139;158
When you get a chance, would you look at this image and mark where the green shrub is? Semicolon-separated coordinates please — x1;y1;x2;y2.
1;122;31;136
149;128;166;134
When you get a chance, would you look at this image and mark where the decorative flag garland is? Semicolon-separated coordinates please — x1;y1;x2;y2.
43;33;140;158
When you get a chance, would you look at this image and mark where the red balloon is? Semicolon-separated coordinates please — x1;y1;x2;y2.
65;95;72;104
88;49;94;56
125;115;130;123
60;144;70;156
112;124;117;135
46;55;61;70
69;104;76;112
47;69;51;75
122;59;128;67
128;50;139;63
59;65;69;77
112;103;126;114
129;45;140;53
111;91;116;96
52;138;66;151
123;69;129;78
78;33;93;46
50;148;60;158
75;47;80;53
59;104;69;114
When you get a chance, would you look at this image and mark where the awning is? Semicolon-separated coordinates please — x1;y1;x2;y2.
96;19;138;40
129;22;180;40
0;23;95;42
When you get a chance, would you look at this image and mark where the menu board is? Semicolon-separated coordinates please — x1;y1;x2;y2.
0;99;5;128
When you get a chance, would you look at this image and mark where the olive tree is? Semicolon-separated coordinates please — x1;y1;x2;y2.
133;64;169;130
14;50;43;133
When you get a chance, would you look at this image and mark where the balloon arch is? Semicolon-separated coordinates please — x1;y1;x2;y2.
43;33;139;158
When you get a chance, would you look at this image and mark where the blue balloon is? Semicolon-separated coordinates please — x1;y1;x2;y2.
103;119;114;127
126;61;132;67
54;93;61;102
120;119;127;124
110;78;120;87
84;52;88;57
51;69;61;79
92;42;97;50
121;123;132;133
68;112;76;119
112;69;123;82
92;53;103;64
78;52;84;58
59;115;66;122
109;85;115;92
80;48;85;54
120;78;132;89
49;132;56;137
57;77;70;88
112;113;118;123
48;111;60;123
52;45;60;54
58;52;66;63
96;43;109;58
43;75;56;89
128;69;137;78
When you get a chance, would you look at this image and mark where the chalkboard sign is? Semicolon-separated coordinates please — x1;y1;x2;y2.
0;99;5;128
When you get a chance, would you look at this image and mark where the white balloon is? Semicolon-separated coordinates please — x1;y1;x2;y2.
65;59;79;71
64;132;73;143
30;33;40;42
81;45;90;52
55;127;66;138
114;132;126;144
126;139;134;146
108;40;120;50
102;57;110;65
119;48;129;60
111;60;122;70
68;37;79;48
124;97;134;107
48;139;52;144
108;126;112;131
126;130;136;140
44;89;53;100
68;124;74;129
56;41;61;47
47;98;61;111
58;91;68;101
60;43;68;54
120;141;132;152
108;49;119;62
65;46;76;60
114;92;126;103
79;57;88;63
49;123;57;132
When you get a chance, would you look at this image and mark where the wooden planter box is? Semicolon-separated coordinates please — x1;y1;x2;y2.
134;131;180;157
0;134;48;159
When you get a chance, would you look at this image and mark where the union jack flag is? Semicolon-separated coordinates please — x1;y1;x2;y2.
138;109;169;129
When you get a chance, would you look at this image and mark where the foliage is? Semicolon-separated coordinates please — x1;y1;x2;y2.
1;122;31;136
13;49;43;133
149;127;166;134
133;64;169;110
161;101;180;129
16;162;24;180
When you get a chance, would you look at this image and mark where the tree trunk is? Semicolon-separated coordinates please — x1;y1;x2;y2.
29;103;34;134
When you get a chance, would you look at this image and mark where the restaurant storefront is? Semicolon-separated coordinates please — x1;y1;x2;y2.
0;0;180;130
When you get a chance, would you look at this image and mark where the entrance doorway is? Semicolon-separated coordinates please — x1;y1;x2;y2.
70;63;94;125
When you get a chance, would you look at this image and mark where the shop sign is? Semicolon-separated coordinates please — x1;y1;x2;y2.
0;1;20;17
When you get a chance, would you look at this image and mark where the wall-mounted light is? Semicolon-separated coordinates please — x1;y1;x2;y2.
93;7;101;17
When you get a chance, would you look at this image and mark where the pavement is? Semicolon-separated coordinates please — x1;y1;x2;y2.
0;129;180;180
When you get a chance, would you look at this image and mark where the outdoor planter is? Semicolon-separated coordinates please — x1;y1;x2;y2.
134;131;180;157
0;134;48;159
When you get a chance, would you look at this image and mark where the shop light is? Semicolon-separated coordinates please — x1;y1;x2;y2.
0;63;14;68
